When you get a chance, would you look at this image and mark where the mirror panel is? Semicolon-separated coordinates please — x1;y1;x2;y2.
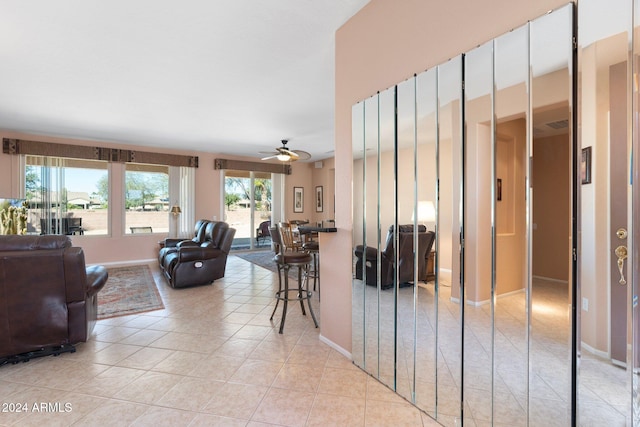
363;94;381;377
415;67;438;417
396;76;418;402
378;86;398;390
634;0;640;423
493;23;529;425
352;101;365;370
463;40;494;425
529;4;574;425
435;56;463;427
579;0;633;424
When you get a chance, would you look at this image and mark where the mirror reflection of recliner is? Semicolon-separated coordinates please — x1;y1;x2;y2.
354;224;435;289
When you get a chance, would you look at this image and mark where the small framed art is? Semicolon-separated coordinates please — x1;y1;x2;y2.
315;186;323;212
294;187;304;213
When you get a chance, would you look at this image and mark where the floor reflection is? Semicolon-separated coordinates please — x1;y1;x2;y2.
352;277;629;425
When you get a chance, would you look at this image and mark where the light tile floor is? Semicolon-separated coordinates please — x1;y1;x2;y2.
353;276;630;426
0;256;440;427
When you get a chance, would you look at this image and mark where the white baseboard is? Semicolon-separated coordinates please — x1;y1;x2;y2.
319;334;352;360
532;275;568;284
439;268;452;284
467;288;525;306
580;341;609;360
468;298;489;307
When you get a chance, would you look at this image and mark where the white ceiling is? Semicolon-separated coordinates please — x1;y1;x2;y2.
0;1;369;161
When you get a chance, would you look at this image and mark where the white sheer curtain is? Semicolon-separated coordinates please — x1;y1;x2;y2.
30;156;67;234
169;166;195;238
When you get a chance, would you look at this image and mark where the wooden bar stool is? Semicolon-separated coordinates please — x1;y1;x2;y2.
269;225;318;334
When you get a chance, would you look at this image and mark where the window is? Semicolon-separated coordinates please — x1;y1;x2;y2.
25;155;109;235
125;163;169;234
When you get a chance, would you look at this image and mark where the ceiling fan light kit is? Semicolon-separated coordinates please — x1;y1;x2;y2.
260;139;311;162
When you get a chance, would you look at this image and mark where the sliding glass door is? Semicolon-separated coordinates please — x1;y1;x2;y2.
224;169;272;250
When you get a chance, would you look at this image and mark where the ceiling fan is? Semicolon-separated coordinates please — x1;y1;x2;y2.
260;140;311;162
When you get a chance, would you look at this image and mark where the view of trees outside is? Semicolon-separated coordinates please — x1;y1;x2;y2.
23;157;170;235
124;166;169;233
224;172;272;246
24;158;109;235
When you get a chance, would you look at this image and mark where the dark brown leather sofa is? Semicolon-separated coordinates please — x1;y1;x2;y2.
0;235;108;363
160;221;236;288
354;225;435;289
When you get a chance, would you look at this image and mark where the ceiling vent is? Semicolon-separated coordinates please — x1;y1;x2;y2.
545;119;569;130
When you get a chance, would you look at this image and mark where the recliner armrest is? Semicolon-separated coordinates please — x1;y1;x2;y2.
176;240;199;248
164;238;189;248
86;265;108;297
355;245;378;261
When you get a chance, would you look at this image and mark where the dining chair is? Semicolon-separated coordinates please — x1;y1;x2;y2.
278;222;303;252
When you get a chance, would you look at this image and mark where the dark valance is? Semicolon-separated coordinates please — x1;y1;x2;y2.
214;158;291;175
2;138;198;168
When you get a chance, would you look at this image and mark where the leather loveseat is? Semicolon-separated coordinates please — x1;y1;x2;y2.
354;224;435;289
160;221;236;288
0;235;108;363
158;219;210;267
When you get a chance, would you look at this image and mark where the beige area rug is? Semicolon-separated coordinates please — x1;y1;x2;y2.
98;264;164;319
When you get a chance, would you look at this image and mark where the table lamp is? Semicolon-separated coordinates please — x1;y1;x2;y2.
170;205;181;237
413;201;436;230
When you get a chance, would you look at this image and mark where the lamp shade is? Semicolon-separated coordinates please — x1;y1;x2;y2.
170;205;182;215
412;201;435;223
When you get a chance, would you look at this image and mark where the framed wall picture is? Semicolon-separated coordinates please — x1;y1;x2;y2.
581;146;592;184
316;186;323;212
293;187;304;213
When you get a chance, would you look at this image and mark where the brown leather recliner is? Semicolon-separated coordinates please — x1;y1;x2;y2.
0;235;108;362
158;219;210;268
354;225;435;289
162;221;236;288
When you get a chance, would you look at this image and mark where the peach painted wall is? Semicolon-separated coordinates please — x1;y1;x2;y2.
283;158;336;226
496;120;528;296
532;134;571;282
310;157;336;225
333;0;570;352
284;162;313;223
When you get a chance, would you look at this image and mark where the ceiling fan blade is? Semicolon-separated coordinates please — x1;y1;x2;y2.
261;154;279;160
292;150;311;161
